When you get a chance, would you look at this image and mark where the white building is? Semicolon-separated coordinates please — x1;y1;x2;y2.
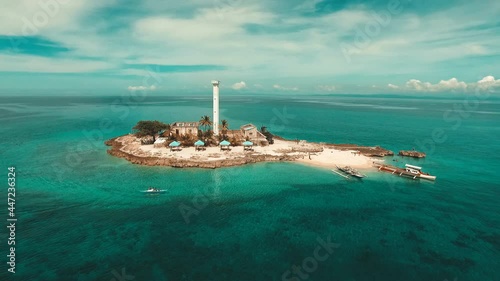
171;122;199;136
212;80;220;136
240;124;268;145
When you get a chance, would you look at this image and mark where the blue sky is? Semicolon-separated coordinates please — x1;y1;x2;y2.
0;0;499;94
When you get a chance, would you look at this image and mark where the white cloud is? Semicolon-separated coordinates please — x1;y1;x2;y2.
128;85;157;91
476;75;500;90
0;54;113;73
437;78;468;91
1;1;500;92
273;84;298;91
0;1;114;36
133;6;274;43
317;85;336;92
231;81;247;90
388;76;500;93
405;79;432;91
405;78;467;92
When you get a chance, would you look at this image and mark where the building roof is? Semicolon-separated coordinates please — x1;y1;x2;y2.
171;122;199;127
154;138;167;144
241;124;256;131
169;141;181;147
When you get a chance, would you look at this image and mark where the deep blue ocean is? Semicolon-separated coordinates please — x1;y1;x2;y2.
0;94;499;281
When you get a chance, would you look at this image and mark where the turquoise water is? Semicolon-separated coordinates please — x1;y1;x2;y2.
0;94;499;281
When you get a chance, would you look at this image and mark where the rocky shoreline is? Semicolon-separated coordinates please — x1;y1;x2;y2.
105;136;301;169
325;144;394;157
105;135;394;169
398;150;426;158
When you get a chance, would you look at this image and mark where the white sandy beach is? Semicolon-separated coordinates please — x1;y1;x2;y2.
117;135;379;170
294;148;377;170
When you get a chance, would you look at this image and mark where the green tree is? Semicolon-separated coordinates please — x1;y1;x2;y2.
203;130;214;145
180;134;195;147
132;120;170;142
203;130;214;139
160;126;172;138
199;115;212;133
230;136;242;146
221;119;229;137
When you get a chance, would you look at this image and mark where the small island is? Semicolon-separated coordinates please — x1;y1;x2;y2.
398;150;426;158
105;118;393;170
105;81;393;170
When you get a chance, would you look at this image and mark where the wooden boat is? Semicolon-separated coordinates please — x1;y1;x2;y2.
374;163;436;181
141;187;167;193
336;165;366;178
331;169;350;179
404;164;436;181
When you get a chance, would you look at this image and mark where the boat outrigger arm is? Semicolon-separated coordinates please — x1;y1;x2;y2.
375;163;436;181
405;164;422;170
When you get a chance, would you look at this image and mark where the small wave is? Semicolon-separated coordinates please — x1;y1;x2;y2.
373;106;418;110
470;111;500;115
297;100;375;107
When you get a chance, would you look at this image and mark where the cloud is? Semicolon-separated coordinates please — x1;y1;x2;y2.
128;85;156;91
388;76;500;93
273;84;298;91
0;53;112;73
126;64;226;73
133;6;275;43
405;78;467;92
0;1;111;36
317;85;336;91
476;75;500;90
1;1;500;92
405;79;432;91
231;81;247;90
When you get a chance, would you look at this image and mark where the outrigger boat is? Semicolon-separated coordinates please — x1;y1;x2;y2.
404;164;436;181
141;187;167;193
336;165;366;179
374;163;436;181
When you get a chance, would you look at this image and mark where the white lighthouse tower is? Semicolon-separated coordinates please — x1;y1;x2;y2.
212;80;220;136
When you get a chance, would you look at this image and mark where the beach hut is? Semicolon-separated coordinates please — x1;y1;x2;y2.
194;140;205;151
219;140;231;151
243;141;254;151
154;138;167;148
169;141;181;151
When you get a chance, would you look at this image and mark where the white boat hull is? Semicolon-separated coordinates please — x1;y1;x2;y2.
419;174;436;181
375;164;436;181
141;190;167;193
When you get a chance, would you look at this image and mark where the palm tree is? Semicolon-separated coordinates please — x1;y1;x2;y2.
180;134;194;146
199;115;212;133
160;124;172;138
221;119;229;137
